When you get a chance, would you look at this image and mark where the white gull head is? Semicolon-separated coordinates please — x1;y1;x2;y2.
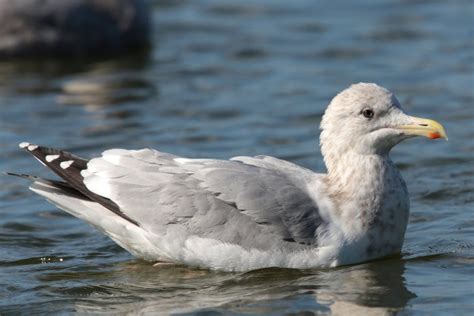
317;83;447;264
321;83;447;161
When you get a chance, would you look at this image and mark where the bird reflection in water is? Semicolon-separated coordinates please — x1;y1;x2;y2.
68;257;415;314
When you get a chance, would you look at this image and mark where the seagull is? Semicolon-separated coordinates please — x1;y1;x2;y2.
8;83;447;272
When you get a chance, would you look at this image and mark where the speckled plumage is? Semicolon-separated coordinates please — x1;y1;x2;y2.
11;83;446;271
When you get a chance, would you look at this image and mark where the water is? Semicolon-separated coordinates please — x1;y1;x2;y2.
0;0;473;314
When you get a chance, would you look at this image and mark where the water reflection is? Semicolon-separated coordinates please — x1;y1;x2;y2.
0;52;152;100
64;257;415;314
59;75;155;108
315;258;416;314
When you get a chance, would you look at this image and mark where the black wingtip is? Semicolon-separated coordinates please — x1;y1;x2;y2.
17;142;141;227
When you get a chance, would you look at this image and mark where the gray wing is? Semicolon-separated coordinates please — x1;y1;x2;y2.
82;149;324;250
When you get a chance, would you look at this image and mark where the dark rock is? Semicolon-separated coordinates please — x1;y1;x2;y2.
0;0;150;58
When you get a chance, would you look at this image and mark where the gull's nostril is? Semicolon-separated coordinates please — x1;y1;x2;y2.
419;123;428;127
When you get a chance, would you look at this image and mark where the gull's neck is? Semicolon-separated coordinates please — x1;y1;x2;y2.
324;151;409;239
325;152;393;200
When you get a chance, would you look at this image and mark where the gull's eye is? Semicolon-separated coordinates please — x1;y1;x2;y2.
362;108;374;119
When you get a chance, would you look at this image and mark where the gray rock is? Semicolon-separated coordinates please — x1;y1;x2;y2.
0;0;150;57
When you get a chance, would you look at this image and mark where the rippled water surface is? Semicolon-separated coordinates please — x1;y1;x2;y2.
1;0;473;314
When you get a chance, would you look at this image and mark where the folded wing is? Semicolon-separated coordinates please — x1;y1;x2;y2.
82;148;324;250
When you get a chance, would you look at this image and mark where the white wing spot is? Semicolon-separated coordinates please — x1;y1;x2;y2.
27;144;38;151
80;169;92;177
46;155;60;162
19;142;30;148
60;160;74;169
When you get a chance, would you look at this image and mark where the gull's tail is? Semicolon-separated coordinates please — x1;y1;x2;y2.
5;143;158;260
9;142;139;226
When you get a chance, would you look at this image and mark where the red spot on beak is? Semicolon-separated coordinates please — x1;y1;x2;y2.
428;132;441;139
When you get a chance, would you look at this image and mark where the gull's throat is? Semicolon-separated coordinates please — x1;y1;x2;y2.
325;152;409;246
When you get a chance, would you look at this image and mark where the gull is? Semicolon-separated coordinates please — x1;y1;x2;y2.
8;83;447;272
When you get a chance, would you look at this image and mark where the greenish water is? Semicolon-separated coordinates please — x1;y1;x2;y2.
1;0;473;314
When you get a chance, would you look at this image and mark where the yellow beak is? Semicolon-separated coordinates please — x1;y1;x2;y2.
397;116;448;140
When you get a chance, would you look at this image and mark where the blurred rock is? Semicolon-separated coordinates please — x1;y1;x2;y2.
0;0;150;58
